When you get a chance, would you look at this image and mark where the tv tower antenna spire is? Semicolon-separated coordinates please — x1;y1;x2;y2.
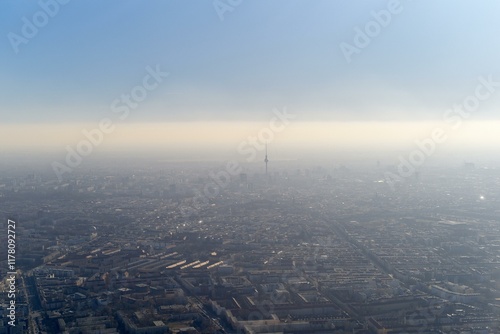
264;143;269;175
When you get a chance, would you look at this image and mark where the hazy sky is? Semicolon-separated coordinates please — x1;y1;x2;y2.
1;1;500;156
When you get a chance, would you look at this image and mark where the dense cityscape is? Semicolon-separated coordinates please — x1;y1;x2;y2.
3;1;500;333
1;159;500;333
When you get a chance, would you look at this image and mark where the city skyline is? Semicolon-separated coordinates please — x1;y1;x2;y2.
2;2;500;332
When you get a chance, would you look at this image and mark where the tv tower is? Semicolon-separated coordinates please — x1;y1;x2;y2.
264;143;269;175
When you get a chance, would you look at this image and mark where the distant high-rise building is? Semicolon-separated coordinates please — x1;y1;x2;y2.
239;173;247;182
264;143;269;175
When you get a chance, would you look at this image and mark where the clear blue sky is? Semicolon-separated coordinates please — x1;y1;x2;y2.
1;0;500;123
